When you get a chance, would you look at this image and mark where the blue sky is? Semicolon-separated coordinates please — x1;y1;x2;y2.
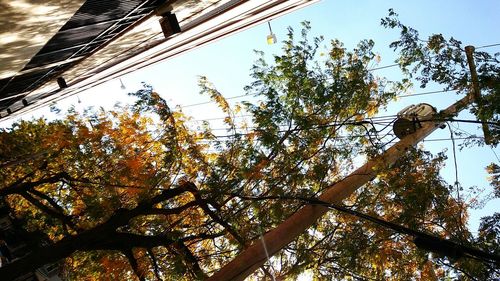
3;0;499;232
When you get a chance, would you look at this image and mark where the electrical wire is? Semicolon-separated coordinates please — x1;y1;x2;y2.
446;121;463;230
191;114;398;124
365;42;500;74
421;136;484;142
231;194;500;264
181;94;249;108
200;132;480;143
476;43;500;49
193;117;497;140
368;63;399;71
421;118;500;127
491;148;500;164
398;89;456;98
174;88;456;110
208;120;383;138
0;61;468;118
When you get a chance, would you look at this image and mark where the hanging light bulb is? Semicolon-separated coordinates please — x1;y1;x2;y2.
119;78;126;90
267;21;277;45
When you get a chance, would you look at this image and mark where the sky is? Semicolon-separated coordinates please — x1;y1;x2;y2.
2;0;499;234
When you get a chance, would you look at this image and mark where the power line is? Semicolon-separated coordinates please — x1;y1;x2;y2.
230;194;500;264
379;136;486;148
424;118;500;127
200;135;482;144
491;148;500;163
206;118;397;138
181;94;250;108
191;114;397;124
177;88;456;110
399;89;456;98
368;63;399;71
199;118;498;139
476;43;500;49
311;198;500;264
366;42;500;74
173;46;499;110
193;114;253;122
422;136;484;142
448;122;460;186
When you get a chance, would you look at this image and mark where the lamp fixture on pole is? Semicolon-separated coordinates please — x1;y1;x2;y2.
267;21;277;44
119;78;126;90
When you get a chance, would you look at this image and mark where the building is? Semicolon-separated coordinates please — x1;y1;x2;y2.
0;0;319;121
0;206;61;281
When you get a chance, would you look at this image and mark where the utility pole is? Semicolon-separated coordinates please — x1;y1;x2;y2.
464;45;492;144
207;94;472;281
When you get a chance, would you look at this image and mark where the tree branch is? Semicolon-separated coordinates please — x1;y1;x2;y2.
1;171;70;196
123;248;145;281
186;182;246;246
141;201;199;216
28;188;67;216
0;185;190;280
147;248;162;281
20;190;76;230
171;241;208;279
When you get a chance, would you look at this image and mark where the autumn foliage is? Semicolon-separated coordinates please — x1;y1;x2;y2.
0;18;499;280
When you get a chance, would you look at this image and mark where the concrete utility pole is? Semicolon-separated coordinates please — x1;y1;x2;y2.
465;45;492;144
208;94;472;280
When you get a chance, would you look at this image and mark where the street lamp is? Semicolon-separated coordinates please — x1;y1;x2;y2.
267;21;276;44
119;78;126;90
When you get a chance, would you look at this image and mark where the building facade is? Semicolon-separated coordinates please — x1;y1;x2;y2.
0;0;319;121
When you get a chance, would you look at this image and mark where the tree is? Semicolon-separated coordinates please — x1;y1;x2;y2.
380;9;500;145
0;16;499;280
